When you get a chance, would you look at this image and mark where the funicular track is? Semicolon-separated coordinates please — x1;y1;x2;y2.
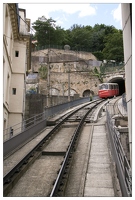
4;99;105;197
50;100;104;197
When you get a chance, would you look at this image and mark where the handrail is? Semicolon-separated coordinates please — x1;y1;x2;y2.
106;106;132;197
3;97;90;142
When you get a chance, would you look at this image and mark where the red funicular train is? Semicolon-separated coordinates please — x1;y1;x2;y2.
98;83;119;98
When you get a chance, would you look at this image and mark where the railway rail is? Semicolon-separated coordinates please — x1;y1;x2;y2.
108;96;127;118
4;99;105;197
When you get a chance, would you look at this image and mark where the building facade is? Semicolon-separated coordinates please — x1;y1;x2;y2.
121;3;132;166
3;3;31;135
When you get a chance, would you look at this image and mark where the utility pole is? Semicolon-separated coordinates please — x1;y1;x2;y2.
68;64;70;102
47;48;50;107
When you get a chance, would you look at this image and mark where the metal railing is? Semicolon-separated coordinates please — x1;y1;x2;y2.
3;97;90;142
106;105;132;197
3;112;46;142
31;45;95;53
3;97;90;157
100;64;124;74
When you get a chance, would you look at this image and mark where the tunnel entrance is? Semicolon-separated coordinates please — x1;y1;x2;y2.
83;89;94;97
109;77;125;96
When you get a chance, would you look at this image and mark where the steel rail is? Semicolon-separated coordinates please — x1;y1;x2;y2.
3;100;101;195
50;100;104;197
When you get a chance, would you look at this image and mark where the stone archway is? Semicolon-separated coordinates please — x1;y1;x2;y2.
82;89;94;97
50;88;59;95
108;77;125;95
64;88;77;96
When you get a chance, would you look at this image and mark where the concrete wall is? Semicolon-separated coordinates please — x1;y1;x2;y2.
121;3;132;166
31;49;98;72
38;72;99;97
25;94;76;119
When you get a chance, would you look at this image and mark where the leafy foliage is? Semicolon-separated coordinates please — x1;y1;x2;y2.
102;30;124;62
38;64;48;80
32;16;66;47
92;51;104;61
32;16;124;62
92;67;103;83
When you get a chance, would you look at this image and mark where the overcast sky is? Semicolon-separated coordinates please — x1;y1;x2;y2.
18;1;123;33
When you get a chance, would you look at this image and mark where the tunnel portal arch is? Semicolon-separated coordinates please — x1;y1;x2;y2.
108;77;125;96
82;89;94;97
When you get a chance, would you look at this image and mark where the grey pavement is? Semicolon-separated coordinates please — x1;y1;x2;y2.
84;124;115;197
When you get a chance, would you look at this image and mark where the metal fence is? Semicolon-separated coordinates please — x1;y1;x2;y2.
106;105;132;197
31;45;94;52
100;64;124;74
3;97;90;142
3;97;91;157
3;112;46;142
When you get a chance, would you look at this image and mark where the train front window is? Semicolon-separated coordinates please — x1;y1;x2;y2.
99;84;108;90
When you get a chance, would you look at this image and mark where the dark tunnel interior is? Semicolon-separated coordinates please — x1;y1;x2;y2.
110;78;125;96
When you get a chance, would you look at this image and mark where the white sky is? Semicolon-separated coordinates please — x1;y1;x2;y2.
18;2;122;33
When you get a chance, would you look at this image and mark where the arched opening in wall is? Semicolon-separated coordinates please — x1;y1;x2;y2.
82;89;94;97
108;77;125;96
50;88;59;96
64;89;77;96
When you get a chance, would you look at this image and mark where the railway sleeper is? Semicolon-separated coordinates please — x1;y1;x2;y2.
3;151;41;196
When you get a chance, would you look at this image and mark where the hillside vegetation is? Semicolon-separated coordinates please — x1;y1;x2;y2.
32;16;124;63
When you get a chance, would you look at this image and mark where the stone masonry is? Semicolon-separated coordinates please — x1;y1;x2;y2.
31;49;101;97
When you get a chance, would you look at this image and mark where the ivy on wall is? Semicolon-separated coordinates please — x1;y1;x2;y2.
92;67;103;83
38;64;48;80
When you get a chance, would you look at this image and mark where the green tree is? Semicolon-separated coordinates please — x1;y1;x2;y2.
68;24;93;51
92;51;104;61
32;16;124;62
102;30;124;62
90;24;117;52
32;16;66;47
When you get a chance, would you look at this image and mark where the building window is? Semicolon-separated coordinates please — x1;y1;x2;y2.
15;51;19;57
12;88;16;95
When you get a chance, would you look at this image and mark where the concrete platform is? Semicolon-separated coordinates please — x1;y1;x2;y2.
84;187;114;197
84;124;115;197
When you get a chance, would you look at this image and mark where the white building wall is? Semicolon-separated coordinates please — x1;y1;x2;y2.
12;41;27;73
9;74;24;113
121;3;132;166
3;49;11;108
19;9;29;35
3;3;30;135
3;4;12;130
